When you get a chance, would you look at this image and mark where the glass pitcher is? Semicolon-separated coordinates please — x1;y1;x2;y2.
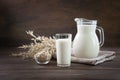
72;18;104;58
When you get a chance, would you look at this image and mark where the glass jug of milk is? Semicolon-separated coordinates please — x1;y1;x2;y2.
72;18;104;58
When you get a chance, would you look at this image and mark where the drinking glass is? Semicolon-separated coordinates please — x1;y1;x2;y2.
55;33;72;67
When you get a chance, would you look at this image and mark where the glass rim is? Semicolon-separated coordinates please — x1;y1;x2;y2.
55;33;72;39
55;33;72;36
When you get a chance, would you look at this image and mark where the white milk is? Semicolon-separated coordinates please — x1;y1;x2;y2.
56;39;71;66
73;25;99;58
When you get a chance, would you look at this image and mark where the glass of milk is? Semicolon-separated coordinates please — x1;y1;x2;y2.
55;33;72;67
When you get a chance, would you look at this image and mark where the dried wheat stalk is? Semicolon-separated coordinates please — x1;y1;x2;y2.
12;30;56;60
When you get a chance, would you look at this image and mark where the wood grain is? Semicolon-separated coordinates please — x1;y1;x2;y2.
0;0;120;47
0;47;120;80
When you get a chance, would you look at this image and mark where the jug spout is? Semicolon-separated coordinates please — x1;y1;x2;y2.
74;18;82;22
74;18;84;25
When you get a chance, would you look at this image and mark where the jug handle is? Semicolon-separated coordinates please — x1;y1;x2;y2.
96;26;104;47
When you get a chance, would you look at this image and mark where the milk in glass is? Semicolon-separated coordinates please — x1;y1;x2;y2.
56;34;72;67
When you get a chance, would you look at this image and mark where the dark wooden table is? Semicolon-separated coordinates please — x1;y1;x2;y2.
0;47;120;80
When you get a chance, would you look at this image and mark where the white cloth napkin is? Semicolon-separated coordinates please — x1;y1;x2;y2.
53;51;116;65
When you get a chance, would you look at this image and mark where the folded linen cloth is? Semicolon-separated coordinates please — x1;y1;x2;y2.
71;51;116;65
53;51;116;65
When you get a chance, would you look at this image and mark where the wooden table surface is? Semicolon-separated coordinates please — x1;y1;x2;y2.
0;47;120;80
